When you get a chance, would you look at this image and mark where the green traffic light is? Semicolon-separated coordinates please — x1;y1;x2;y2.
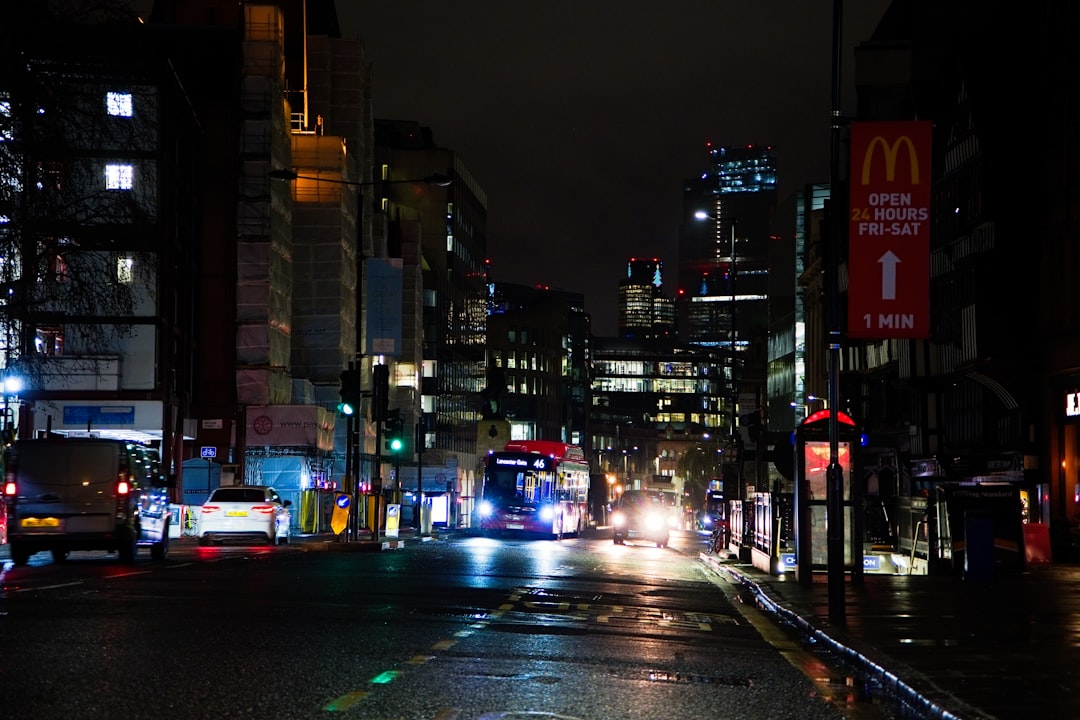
389;437;403;452
337;402;355;416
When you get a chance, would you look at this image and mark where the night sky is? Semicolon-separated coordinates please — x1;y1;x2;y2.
339;1;891;335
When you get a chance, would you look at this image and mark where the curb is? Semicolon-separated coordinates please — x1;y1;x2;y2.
699;552;985;720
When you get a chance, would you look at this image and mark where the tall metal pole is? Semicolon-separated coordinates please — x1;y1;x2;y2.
415;418;424;533
826;0;846;624
346;413;355;538
729;218;741;545
373;401;382;543
355;182;367;542
729;221;738;438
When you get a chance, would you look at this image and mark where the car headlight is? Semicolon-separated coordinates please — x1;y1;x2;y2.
645;512;664;531
701;515;713;527
612;511;626;527
478;501;494;518
539;505;555;521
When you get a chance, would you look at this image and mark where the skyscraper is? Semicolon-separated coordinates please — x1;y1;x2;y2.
679;144;778;442
618;257;674;339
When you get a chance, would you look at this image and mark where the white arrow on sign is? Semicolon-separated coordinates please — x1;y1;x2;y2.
878;250;901;300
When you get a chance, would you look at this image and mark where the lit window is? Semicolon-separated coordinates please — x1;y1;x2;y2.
35;326;64;356
0;99;10;141
105;164;133;190
117;256;134;284
106;92;133;117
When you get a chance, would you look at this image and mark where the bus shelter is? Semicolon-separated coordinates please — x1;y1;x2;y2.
793;409;863;583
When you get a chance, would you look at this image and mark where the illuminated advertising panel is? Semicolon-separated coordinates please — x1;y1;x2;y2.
848;121;932;339
804;440;852;566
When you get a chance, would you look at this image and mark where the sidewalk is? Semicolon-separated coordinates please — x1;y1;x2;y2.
293;526;438;552
0;526;440;560
700;551;1080;720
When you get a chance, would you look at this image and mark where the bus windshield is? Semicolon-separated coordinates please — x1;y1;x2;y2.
483;466;552;506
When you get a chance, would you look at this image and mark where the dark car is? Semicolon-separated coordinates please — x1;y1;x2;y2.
611;490;670;548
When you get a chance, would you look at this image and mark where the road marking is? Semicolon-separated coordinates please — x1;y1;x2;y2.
370;670;401;684
15;581;83;592
322;691;368;710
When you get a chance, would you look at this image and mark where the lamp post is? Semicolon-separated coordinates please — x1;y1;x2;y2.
825;0;847;621
268;168;450;542
695;209;740;500
790;402;808;422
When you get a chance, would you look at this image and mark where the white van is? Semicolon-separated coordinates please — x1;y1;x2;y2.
2;438;174;565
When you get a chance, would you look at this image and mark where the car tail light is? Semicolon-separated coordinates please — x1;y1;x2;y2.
116;472;131;496
201;504;221;514
3;477;14;496
252;504;276;514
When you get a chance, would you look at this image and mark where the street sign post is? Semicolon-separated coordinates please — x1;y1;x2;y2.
848;121;932;339
331;493;350;536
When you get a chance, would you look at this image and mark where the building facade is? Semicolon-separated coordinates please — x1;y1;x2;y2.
375;119;489;525
485;282;590;448
0;4;200;483
679;144;778;501
617;257;675;340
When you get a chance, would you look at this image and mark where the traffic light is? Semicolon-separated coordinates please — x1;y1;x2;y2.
385;409;404;454
338;368;362;416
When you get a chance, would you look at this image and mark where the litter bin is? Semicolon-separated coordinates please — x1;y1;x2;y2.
964;510;994;581
168;504;184;539
420;500;433;535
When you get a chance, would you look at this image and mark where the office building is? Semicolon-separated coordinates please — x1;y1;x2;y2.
485;282;591;448
617;257;675;339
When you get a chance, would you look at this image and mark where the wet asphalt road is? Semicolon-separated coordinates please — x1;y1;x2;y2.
0;529;892;719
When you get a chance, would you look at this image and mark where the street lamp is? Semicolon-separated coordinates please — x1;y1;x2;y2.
268;167;451;542
694;209;739;442
824;0;846;619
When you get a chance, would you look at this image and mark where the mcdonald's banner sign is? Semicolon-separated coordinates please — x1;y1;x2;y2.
848;121;931;339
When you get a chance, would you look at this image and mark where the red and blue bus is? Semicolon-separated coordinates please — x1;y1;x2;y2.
477;440;591;537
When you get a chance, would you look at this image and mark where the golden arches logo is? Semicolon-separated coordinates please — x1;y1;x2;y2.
860;135;920;185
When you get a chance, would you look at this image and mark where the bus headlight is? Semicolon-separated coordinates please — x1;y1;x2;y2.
539;505;555;521
611;511;626;527
478;501;494;518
